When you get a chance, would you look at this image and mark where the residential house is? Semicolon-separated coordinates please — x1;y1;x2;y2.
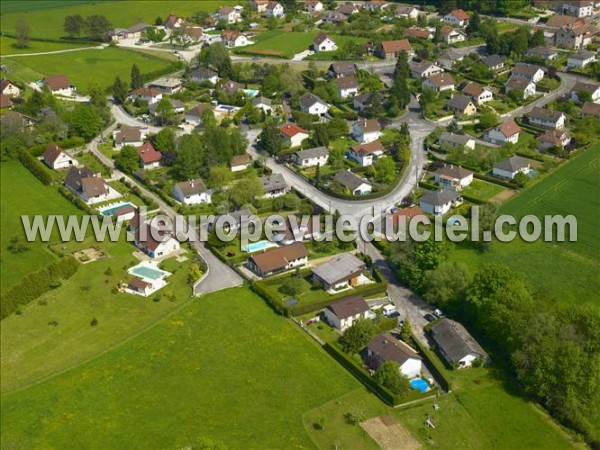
537;129;572;149
511;63;545;83
335;76;359;98
43;75;73;96
125;23;152;39
567;50;597;68
443;9;470;27
505;77;537;99
562;0;594;17
261;173;289;198
395;5;421;19
0;95;12;109
528;107;566;129
148;97;184;117
64;167;114;204
441;26;466;45
388;205;429;229
526;45;559;61
247;243;308;277
423;73;455;92
323;295;371;331
265;1;285;18
304;0;324;13
185;104;213;126
204;16;218;28
220;80;244;95
447;94;477;118
0;79;20;97
113;126;149;149
546;14;585;28
365;333;423;378
299;93;329;116
271;216;317;245
353;92;377;112
230;153;252;172
252;96;273;113
313;33;337;52
434;164;474;191
410;61;443;79
125;278;156;297
221;30;249;48
328;62;357;78
420;189;462;216
131;87;163;104
571;81;600;102
430;319;489;368
323;10;348;24
136;142;162;170
337;3;359;15
349;141;385;167
364;1;391;12
555;24;594;49
172;178;212;205
281;123;310;147
334;170;373;195
376;39;414;60
251;0;269;13
42;143;78;170
403;26;434;40
190;67;219;85
217;6;240;24
352;118;382;143
581;101;600;118
493;155;531;179
312;252;366;291
180;26;206;44
486;119;522;145
437;50;464;69
462;82;493;105
437;132;475;150
480;54;506;71
148;77;183;94
210;209;253;233
164;14;184;29
292;146;329;167
134;221;180;259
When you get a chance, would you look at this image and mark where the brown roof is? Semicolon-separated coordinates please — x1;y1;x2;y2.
80;177;107;198
366;332;422;367
449;8;469;20
426;72;455;88
447;94;474;111
249;243;308;273
220;80;243;93
182;26;204;39
462;82;485;97
174;178;208;196
572;81;600;94
0;79;18;95
186;103;212;117
546;14;584;28
43;74;70;90
281;123;308;138
135;222;173;251
326;295;369;320
513;63;544;78
506;77;533;90
582;101;600;117
390;206;429;226
496;119;522;138
380;39;412;55
230;153;252;167
537;129;571;145
335;76;359;90
136;142;162;164
221;29;242;41
435;164;473;180
355;118;380;133
128;277;152;289
115;126;144;145
351;141;384;156
403;26;432;39
133;87;161;98
0;94;13;109
528;107;564;122
42;143;63;164
314;33;330;45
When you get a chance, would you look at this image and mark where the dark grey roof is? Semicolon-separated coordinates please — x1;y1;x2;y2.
420;189;460;207
512;63;544;79
569;50;596;60
494;155;530;172
294;146;329;160
481;54;505;68
447;94;474;111
354;92;375;105
128;23;152;33
252;96;272;107
334;170;371;191
528;107;565;122
299;92;327;109
526;46;557;58
312;252;366;285
438;132;473;146
430;319;488;365
366;333;422;366
325;295;369;320
506;77;533;90
328;62;356;75
190;67;218;80
64;166;96;193
261;174;287;193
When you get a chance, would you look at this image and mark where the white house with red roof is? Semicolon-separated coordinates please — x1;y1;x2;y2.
348;141;385;167
313;33;337;52
0;79;20;97
131;87;163;104
266;1;285;18
42;143;78;170
43;75;73;96
352;118;382;144
136;142;162;170
172;179;212;205
134;221;180;259
280;123;309;148
443;9;470;27
304;0;323;13
485;119;522;145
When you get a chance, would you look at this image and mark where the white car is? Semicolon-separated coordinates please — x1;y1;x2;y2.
434;309;444;318
382;304;397;317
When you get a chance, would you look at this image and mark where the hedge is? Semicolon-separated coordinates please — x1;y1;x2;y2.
58;186;99;216
29;137;86;157
0;256;79;319
18;149;52;185
473;173;519;189
411;336;453;392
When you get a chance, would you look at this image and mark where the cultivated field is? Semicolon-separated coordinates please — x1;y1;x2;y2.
2;47;178;93
0;1;237;40
1;287;360;449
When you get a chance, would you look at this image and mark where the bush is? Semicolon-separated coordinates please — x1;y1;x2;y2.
279;277;309;296
18;149;52;185
90;317;98;327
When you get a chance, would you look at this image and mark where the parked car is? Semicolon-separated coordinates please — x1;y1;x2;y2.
382;304;397;317
434;309;444;318
424;313;437;322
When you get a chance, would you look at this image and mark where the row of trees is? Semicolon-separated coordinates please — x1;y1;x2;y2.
63;14;113;40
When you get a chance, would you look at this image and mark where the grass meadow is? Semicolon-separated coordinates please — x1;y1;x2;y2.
0;35;92;55
2;47;177;93
1;287;361;449
451;143;600;305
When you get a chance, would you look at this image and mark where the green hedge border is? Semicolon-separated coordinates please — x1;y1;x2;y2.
411;336;453;392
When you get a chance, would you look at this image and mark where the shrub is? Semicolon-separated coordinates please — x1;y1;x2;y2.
90;317;98;327
18;149;52;185
279;277;309;296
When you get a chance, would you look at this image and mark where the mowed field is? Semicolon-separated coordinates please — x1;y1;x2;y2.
2;47;177;93
1;287;361;449
0;1;237;40
0;162;81;293
1;35;92;55
451;144;600;305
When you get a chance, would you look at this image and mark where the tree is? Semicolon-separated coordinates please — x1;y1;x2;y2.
154;97;175;125
466;11;481;35
229;177;263;206
173;133;203;180
67;104;102;141
327;117;349;139
258;120;282;155
311;124;330;147
373;361;410;395
280;277;308;296
111;76;128;105
152;127;176;152
338;318;378;354
209;165;233;188
63;15;84;38
88;84;107;110
131;64;143;90
198;43;232;77
529;28;546;48
479;111;499;129
508;89;524;103
115;145;139;173
374;157;396;183
424;262;472;307
85;15;112;40
365;93;383;119
315;163;321;188
433;25;443;44
400;320;412;343
15;19;31;49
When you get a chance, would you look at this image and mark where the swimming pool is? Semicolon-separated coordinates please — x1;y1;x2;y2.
242;240;278;253
129;263;168;280
410;378;430;393
99;202;135;216
243;89;259;97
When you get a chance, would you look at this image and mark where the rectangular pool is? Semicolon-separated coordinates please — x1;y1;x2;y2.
130;264;168;280
99;202;135;216
242;240;278;253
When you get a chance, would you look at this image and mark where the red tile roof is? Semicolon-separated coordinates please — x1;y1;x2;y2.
380;39;412;54
136;142;162;164
450;9;469;21
280;123;308;138
43;75;70;90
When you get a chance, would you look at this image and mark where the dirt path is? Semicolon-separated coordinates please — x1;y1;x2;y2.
1;44;106;58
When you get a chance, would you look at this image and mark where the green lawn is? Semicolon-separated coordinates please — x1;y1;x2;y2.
0;161;82;293
2;47;178;93
238;31;319;58
462;179;506;202
0;35;92;55
451;144;600;305
1;287;361;449
0;1;237;40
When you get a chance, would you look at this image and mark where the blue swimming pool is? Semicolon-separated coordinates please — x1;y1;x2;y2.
242;240;277;253
100;202;134;216
130;264;167;280
244;89;259;97
410;378;430;393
